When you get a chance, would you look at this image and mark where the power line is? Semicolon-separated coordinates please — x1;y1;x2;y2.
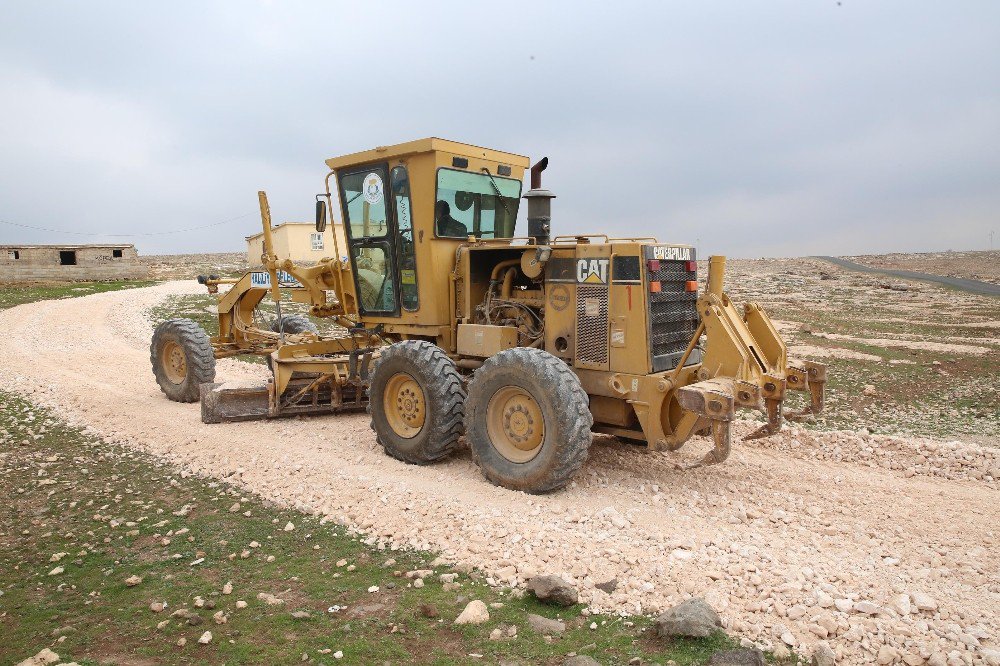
0;211;258;238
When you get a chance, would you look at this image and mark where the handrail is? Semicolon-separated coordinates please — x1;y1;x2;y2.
551;234;661;244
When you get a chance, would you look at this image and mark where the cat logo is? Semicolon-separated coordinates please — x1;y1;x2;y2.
576;258;609;284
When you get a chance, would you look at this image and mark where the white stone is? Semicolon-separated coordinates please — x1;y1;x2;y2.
854;600;879;615
890;594;911;615
454;600;489;625
910;592;938;611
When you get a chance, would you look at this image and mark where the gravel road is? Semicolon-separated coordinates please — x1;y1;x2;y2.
2;281;998;665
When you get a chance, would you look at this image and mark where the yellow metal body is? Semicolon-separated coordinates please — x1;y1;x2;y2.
197;138;826;459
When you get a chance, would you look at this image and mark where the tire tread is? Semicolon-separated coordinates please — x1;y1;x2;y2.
367;341;465;464
466;347;593;493
150;318;217;402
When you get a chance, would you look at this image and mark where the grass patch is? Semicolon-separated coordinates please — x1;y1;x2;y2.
0;280;158;311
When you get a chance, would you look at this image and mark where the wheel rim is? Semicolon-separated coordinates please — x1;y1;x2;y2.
383;372;425;438
487;386;545;463
161;340;187;384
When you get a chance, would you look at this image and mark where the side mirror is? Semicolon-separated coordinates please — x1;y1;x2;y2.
315;199;327;233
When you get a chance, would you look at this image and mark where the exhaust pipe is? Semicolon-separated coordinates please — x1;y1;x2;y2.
523;157;554;245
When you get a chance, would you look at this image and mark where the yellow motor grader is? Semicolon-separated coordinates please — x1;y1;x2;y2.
151;138;826;493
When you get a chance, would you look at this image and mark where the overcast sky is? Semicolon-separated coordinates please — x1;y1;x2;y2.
1;2;998;257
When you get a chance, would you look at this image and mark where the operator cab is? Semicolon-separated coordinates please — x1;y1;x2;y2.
317;138;529;324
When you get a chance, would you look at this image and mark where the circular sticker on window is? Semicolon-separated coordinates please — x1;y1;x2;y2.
363;172;384;205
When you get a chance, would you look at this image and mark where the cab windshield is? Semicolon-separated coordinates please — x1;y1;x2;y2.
435;168;522;239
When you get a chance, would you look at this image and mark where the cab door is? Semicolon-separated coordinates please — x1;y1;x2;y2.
338;164;400;317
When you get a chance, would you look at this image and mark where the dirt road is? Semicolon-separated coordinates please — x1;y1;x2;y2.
1;282;997;664
818;256;1000;297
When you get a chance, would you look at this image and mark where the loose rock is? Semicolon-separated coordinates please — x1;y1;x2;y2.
708;649;766;666
563;657;601;666
15;648;61;666
654;598;722;638
454;600;490;625
527;613;566;635
527;575;578;607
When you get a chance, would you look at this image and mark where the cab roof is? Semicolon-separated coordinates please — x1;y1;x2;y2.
324;138;530;170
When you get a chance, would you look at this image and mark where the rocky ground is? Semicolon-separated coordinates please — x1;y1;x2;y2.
139;252;248;280
724;257;999;444
4;388;740;665
845;251;1000;285
0;261;998;665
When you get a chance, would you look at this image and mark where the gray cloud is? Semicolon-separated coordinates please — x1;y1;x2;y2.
1;1;998;257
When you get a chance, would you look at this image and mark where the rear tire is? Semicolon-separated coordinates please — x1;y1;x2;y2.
465;348;593;493
151;319;216;402
368;341;465;464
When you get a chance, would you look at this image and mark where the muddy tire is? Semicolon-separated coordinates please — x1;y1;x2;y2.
269;314;319;336
151;318;216;402
465;347;593;494
368;341;465;464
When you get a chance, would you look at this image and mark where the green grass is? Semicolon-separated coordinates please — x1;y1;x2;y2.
0;390;776;666
0;280;158;310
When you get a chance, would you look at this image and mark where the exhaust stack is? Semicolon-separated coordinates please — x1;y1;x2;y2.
523;157;554;245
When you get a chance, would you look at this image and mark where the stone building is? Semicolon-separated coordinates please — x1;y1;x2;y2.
246;222;347;267
0;244;149;282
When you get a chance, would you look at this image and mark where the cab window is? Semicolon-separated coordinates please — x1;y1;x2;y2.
435;168;521;239
340;170;389;239
351;245;395;313
391;166;418;311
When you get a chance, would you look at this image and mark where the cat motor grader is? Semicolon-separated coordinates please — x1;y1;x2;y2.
150;138;826;493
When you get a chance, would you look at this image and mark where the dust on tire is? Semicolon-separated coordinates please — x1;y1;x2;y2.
465;347;593;494
150;318;216;402
367;340;465;464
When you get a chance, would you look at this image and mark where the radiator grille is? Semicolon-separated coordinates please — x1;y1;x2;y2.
576;284;609;366
647;259;700;371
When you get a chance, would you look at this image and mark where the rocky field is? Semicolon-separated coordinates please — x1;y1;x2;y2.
139;252;248;280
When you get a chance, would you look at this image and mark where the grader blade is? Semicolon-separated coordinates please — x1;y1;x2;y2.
200;382;271;424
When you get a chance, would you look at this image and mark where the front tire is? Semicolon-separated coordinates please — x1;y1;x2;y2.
368;341;465;464
465;348;593;493
151;319;216;402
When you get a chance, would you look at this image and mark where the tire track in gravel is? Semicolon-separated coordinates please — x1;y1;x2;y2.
1;281;997;665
